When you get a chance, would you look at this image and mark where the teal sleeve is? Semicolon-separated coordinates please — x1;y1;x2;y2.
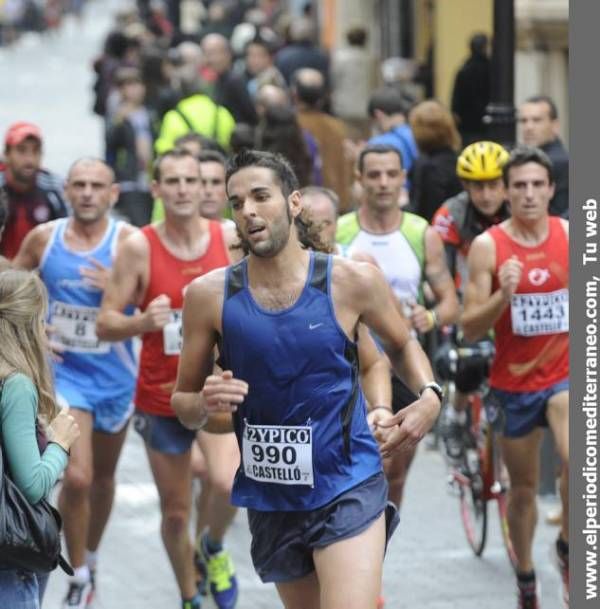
0;374;68;504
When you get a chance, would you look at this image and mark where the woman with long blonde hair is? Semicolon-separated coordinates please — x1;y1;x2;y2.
0;269;79;608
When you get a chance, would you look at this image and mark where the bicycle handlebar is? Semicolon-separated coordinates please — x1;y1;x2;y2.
449;342;496;362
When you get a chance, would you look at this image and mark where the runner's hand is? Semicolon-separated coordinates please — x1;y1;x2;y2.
80;257;111;291
411;304;434;333
498;255;523;301
48;406;80;452
201;370;248;414
143;294;172;331
367;408;395;447
378;393;440;457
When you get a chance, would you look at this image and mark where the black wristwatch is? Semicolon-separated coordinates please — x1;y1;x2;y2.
418;381;444;404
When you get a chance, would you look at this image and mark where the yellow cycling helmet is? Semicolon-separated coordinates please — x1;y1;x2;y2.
456;141;509;181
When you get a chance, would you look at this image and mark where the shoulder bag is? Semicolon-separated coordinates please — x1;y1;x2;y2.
0;379;73;574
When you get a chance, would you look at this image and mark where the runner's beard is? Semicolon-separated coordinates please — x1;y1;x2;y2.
236;205;292;258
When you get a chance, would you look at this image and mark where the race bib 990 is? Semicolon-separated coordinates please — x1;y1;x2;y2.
242;421;314;486
51;301;110;354
163;310;182;355
511;289;569;337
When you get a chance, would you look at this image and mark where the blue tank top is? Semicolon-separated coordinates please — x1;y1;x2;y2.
39;218;136;401
220;251;382;511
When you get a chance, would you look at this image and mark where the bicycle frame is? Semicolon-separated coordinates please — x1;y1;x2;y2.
448;390;517;568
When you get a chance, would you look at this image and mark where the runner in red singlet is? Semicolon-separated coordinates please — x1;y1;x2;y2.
462;146;569;609
96;149;239;609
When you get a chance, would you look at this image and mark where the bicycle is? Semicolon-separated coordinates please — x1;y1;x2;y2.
437;341;517;569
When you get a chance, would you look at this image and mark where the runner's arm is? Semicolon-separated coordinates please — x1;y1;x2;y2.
461;233;506;342
350;262;441;454
12;223;53;270
357;325;391;410
422;226;459;326
96;232;151;341
172;273;239;433
356;265;436;396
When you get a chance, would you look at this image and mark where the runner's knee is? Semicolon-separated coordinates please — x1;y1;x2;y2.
509;483;537;509
208;471;234;497
63;463;93;494
92;473;116;495
161;506;190;537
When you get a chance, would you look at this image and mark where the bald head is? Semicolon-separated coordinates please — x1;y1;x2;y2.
256;85;290;117
294;68;324;89
289;17;315;43
292;68;325;108
177;41;203;66
67;157;114;184
65;158;118;224
201;33;232;74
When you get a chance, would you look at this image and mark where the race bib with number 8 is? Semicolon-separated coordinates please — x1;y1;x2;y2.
51;301;110;354
242;421;314;486
511;289;568;336
163;309;183;355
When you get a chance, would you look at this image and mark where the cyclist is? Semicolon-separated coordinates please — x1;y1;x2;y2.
432;140;510;462
462;146;569;609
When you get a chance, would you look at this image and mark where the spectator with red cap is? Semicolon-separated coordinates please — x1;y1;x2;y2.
0;122;68;259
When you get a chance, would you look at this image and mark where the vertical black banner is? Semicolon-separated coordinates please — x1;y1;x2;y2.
571;2;600;607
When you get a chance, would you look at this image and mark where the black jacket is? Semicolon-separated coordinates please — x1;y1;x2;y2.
408;148;463;222
541;138;569;218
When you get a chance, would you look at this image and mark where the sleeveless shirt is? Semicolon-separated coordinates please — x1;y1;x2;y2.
136;221;230;416
219;252;382;511
40;218;136;400
489;217;569;392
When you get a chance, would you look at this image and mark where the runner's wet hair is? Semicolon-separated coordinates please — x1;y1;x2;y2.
152;148;197;181
358;144;403;174
197;149;227;166
226;150;332;254
502;145;554;186
226;149;299;198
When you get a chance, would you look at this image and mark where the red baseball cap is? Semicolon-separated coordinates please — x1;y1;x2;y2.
4;122;43;148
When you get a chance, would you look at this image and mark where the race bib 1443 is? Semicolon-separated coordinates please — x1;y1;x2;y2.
510;289;569;337
242;421;314;486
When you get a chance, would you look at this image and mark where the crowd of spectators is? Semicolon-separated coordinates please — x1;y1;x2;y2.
0;0;86;46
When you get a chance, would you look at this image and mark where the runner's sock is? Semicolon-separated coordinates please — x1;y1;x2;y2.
85;550;98;571
71;564;91;584
204;535;223;555
516;570;537;597
181;592;203;609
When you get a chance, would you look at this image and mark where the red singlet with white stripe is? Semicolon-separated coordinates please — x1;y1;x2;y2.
489;217;569;392
136;221;230;416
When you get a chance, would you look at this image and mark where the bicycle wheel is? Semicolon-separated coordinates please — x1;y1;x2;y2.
496;490;517;569
459;471;488;556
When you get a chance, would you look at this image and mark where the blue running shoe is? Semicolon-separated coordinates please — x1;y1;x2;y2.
200;534;238;609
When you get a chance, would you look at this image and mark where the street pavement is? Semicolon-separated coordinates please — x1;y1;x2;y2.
43;431;564;609
1;3;565;608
